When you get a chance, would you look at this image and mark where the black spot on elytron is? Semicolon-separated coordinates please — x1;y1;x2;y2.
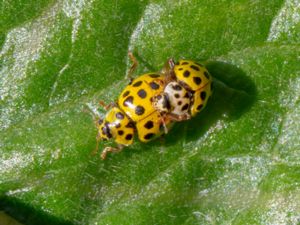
116;112;124;119
172;84;182;91
149;74;160;78
123;96;134;107
200;91;207;101
183;70;190;77
115;123;121;128
118;130;124;135
178;101;182;106
174;93;180;98
133;80;143;87
144;121;154;129
149;81;160;90
181;61;189;65
125;122;134;128
137;89;147;99
182;103;189;111
193;77;202;85
135;105;145;115
178;67;183;71
98;119;103;125
195;62;204;67
125;134;133;140
144;133;155;140
175;62;180;65
190;65;200;71
204;71;210;79
184;92;190;98
197;104;203;111
122;90;130;98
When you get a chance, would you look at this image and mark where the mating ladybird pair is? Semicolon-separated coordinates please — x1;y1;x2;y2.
95;54;212;159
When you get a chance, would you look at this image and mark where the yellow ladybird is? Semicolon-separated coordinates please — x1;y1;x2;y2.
173;60;213;116
96;73;172;159
151;59;212;121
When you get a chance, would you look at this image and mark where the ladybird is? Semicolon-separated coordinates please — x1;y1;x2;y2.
152;59;212;120
173;60;213;116
96;73;173;159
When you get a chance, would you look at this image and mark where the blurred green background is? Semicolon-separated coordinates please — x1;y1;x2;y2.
0;0;299;224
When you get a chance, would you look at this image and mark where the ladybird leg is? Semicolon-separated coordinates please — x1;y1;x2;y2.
161;58;176;80
99;100;117;111
159;115;169;134
126;51;138;81
167;113;191;122
101;144;124;160
162;121;168;134
168;58;176;70
91;133;101;155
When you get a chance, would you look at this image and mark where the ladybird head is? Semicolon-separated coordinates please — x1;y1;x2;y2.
97;118;113;141
97;107;135;146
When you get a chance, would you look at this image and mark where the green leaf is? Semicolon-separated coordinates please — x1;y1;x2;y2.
1;0;299;224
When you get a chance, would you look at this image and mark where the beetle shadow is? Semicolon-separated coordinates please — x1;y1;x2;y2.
161;60;258;146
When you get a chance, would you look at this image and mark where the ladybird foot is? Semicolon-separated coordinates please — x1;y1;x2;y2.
126;51;138;80
99;100;116;111
101;145;124;160
168;113;191;122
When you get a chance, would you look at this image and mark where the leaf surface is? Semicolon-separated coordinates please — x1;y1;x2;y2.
1;0;299;224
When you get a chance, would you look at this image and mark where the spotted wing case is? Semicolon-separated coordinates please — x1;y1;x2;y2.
118;73;171;142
